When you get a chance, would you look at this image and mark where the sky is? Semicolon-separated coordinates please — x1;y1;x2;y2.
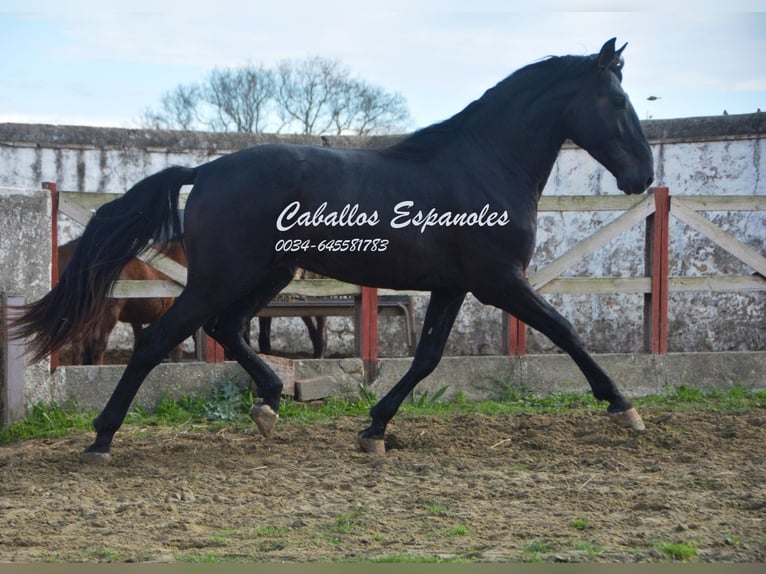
1;0;765;132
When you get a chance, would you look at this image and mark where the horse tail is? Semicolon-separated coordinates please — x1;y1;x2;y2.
10;166;198;363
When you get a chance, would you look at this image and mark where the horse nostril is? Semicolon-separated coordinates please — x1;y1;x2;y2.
646;175;655;189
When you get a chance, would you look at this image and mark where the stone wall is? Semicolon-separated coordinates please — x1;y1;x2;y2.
0;114;763;358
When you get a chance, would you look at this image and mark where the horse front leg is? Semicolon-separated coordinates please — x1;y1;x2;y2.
358;290;466;454
474;273;645;431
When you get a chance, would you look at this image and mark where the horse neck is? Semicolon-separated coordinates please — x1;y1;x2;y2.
458;75;576;196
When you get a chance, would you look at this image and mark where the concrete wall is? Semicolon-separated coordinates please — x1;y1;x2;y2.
0;188;58;409
0;115;764;361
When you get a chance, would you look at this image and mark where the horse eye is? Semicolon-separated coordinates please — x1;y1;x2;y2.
612;95;627;110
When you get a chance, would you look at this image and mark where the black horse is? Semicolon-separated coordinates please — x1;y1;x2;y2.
11;38;653;461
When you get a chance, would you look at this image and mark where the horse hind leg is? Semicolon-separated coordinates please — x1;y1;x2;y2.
81;290;215;464
358;290;466;454
203;268;294;438
132;321;184;362
473;273;645;432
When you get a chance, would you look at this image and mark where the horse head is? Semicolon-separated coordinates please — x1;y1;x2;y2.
563;38;655;195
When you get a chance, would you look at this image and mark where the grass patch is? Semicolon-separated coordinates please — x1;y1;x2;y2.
330;508;368;535
426;501;448;515
0;401;93;442
567;539;603;558
657;541;698;562
1;382;763;446
445;524;470;537
525;540;555;553
570;518;589;531
363;554;471;563
175;551;253;563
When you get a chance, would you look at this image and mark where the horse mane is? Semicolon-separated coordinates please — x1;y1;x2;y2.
382;53;602;161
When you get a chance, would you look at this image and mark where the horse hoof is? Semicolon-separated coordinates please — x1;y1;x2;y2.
80;450;111;465
358;435;386;455
608;407;646;431
250;405;279;437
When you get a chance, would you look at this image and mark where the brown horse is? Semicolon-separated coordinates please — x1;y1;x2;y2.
57;238;189;365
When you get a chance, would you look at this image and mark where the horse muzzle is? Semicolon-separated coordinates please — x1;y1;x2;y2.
617;171;654;195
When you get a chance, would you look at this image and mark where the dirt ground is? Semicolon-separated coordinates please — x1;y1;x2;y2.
1;405;764;563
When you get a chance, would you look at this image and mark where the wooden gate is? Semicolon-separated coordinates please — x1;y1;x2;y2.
504;187;766;355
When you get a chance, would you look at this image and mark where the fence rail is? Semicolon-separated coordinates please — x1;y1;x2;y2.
45;184;765;376
505;188;766;355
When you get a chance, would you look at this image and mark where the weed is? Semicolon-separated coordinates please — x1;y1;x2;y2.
408;385;449;407
358;383;378;407
364;555;470;563
658;541;698;562
570;518;588;531
204;379;252;421
525;540;555;553
255;525;290;537
568;540;603;557
176;551;251;563
0;401;92;442
446;524;470;537
426;501;447;515
331;508;367;535
88;548;122;562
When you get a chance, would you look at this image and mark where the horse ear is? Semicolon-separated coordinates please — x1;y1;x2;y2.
597;38;617;71
615;41;628;59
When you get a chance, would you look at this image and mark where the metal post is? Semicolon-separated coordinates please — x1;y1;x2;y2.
503;313;527;356
360;286;379;381
42;182;59;371
205;335;225;363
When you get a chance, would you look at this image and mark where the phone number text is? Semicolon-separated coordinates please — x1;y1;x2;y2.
275;238;389;253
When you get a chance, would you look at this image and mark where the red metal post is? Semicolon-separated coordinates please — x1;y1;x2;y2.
644;187;669;354
360;286;379;380
508;315;527;356
42;182;59;372
504;268;527;356
205;335;225;363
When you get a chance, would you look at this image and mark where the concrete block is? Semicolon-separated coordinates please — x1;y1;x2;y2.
294;376;338;402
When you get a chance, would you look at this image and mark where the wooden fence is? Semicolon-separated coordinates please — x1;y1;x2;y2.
43;184;765;376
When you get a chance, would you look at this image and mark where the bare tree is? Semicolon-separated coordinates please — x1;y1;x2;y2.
333;80;410;136
142;84;202;131
140;56;410;135
274;56;350;135
203;64;275;133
